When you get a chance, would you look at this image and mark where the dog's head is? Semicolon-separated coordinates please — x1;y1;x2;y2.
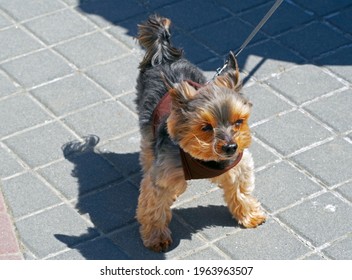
167;54;252;162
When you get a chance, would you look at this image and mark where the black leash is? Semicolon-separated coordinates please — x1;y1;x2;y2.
213;0;284;78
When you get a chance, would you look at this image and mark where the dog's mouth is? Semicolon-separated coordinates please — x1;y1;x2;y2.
218;152;241;161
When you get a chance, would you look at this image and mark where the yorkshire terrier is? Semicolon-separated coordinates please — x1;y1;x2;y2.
135;15;266;252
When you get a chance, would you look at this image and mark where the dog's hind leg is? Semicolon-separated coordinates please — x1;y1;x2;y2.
136;166;186;252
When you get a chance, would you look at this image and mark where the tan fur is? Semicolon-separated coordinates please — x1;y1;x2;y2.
212;151;266;228
136;162;187;252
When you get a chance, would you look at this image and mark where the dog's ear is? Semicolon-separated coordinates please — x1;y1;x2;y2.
169;81;197;106
227;51;239;72
214;51;241;91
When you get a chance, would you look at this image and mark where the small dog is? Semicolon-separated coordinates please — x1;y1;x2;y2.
135;15;266;252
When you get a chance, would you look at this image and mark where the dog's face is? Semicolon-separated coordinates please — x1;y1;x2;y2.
167;70;252;162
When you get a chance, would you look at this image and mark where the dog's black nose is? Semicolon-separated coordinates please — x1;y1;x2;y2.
222;143;237;155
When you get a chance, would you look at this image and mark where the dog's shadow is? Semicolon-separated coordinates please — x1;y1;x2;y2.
77;0;352;76
55;135;238;260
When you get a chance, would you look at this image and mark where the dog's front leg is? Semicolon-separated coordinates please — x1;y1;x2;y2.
213;153;266;228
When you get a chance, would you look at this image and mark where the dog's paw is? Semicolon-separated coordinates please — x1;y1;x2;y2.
239;208;267;228
147;237;172;252
141;227;172;252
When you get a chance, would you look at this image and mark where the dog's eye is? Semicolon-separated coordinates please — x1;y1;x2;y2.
234;119;243;127
202;124;213;132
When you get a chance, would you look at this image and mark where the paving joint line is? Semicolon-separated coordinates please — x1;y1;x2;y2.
270;214;318;255
170;212;236;259
301;232;352;260
0;127;140;183
251;134;338;195
300;86;350;108
172;185;220;209
270;189;328;216
250;107;297;128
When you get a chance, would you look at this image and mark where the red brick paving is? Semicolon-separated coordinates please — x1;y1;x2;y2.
0;190;22;260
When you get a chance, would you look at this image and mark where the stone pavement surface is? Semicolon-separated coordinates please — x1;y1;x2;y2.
0;0;352;260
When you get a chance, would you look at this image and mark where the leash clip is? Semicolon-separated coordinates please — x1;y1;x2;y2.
211;0;284;80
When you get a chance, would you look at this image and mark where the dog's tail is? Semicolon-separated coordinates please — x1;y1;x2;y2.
137;15;183;70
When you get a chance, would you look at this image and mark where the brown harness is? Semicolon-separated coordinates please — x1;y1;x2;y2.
152;80;243;180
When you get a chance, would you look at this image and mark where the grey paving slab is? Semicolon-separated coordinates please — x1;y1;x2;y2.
175;190;240;241
175;180;216;206
117;92;138;114
0;27;42;62
323;236;352;260
61;0;79;7
180;246;226;260
15;205;99;259
236;39;304;81
0;12;11;29
255;162;322;212
1;49;74;88
1;173;61;218
0;93;52;138
111;218;206;260
98;133;140;177
63;101;138;140
85;54;140;95
253;110;332;155
0;71;21;98
55;32;129;69
240;1;313;36
276;22;351;59
304;89;352;133
197;58;224;77
249;139;280;169
49;237;130;260
0;145;24;178
317;46;352;84
77;0;147;27
141;0;186;10
292;0;352;16
30;74;109;116
303;253;326;260
215;219;310;259
0;0;65;21
216;0;268;14
76;181;139;233
192;16;266;56
327;7;352;36
173;34;215;64
278;192;352;247
109;223;161;260
4;122;76;168
157;0;231;32
349;132;352;141
292;138;352;186
336;182;352;202
106;13;147;50
24;9;96;45
245;83;292;123
38;149;123;200
266;64;345;104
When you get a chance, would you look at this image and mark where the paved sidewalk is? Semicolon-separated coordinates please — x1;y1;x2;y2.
0;0;352;260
